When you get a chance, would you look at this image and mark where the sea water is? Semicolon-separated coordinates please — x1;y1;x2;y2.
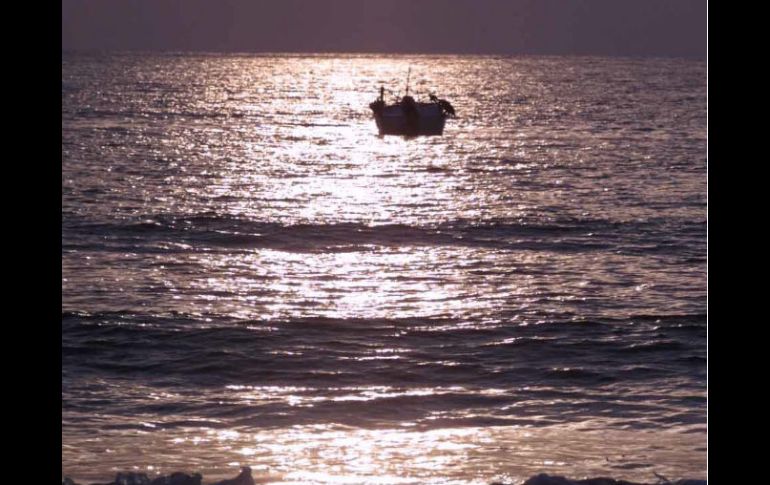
62;53;706;484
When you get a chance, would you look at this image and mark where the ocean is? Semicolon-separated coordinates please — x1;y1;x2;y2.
62;53;707;484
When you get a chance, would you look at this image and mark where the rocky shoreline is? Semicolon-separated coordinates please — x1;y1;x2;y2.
62;467;706;485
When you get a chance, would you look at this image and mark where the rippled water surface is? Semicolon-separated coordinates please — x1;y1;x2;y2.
62;53;706;484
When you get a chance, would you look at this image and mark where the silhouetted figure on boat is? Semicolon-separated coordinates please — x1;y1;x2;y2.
401;95;420;134
369;85;386;113
430;94;456;117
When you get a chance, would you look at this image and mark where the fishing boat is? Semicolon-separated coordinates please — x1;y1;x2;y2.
369;69;456;136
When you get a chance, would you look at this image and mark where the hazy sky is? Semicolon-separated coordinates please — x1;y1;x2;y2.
62;0;706;58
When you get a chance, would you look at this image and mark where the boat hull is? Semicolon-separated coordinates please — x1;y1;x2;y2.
373;104;446;136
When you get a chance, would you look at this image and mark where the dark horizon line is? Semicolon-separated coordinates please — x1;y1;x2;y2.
61;47;707;62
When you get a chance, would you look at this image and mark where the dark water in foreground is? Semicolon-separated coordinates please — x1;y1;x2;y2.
62;53;706;484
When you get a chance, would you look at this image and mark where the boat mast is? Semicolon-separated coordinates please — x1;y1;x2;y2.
405;67;411;97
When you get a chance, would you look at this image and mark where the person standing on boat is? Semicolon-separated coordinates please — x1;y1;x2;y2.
380;86;385;102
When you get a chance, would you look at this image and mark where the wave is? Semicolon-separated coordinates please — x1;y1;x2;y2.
71;107;242;120
61;309;705;328
62;213;706;254
62;310;705;389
